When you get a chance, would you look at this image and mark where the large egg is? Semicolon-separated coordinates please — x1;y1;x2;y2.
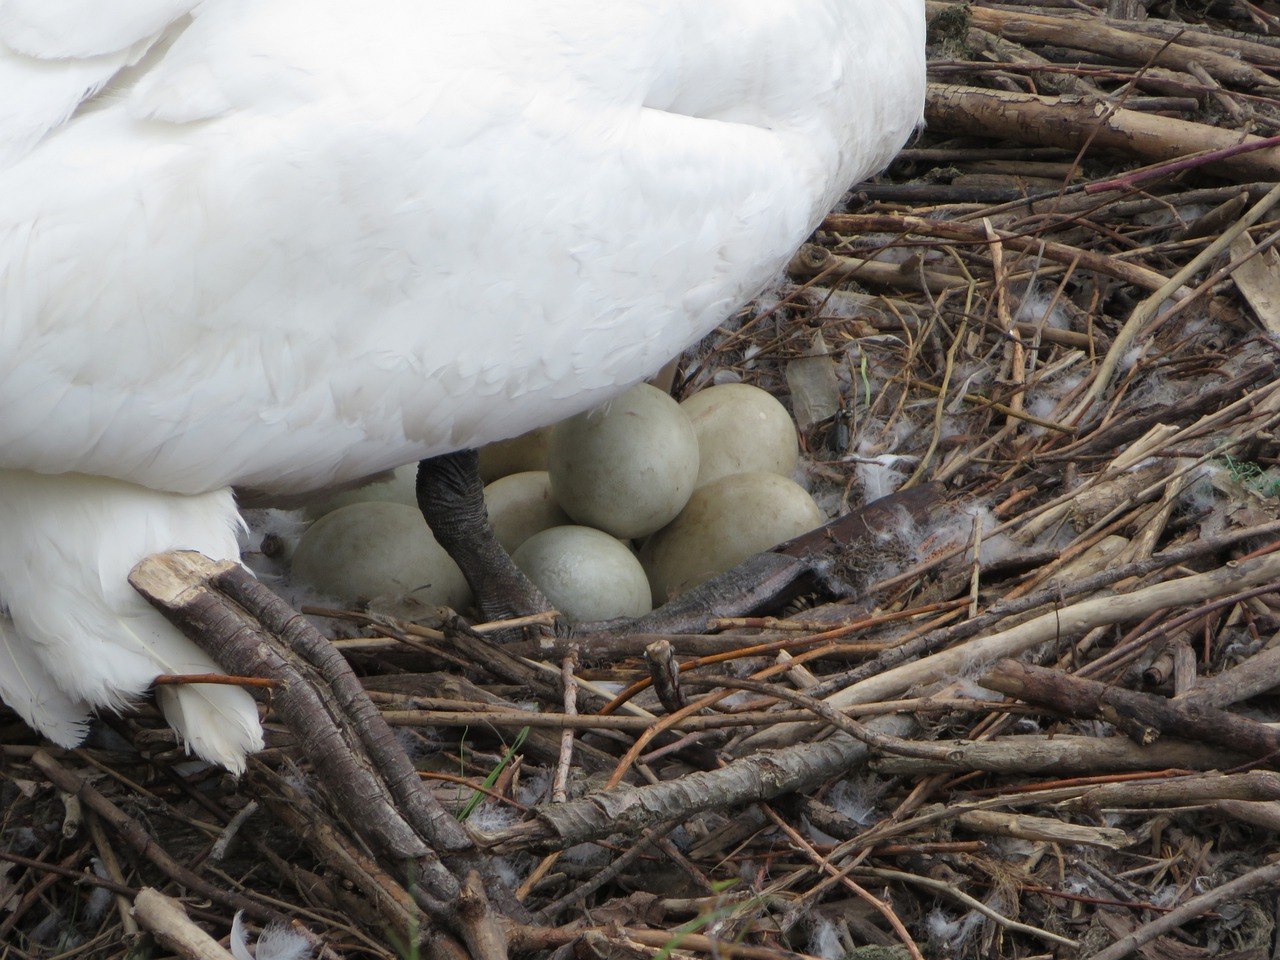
512;526;653;621
483;471;570;553
301;464;418;520
641;472;824;603
292;502;471;614
478;427;553;484
680;383;799;488
549;383;699;539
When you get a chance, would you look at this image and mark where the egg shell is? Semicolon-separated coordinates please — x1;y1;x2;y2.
483;471;570;553
680;383;799;488
512;525;652;621
478;427;553;483
549;383;699;539
301;463;418;519
292;501;471;614
641;471;823;603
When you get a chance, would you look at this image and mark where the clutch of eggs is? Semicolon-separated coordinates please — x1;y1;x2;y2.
291;381;821;620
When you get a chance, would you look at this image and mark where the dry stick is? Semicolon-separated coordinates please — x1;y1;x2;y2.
531;822;678;925
762;808;926;960
980;660;1280;762
1088;858;1280;960
518;923;808;960
29;751;284;925
952;809;1127;849
250;764;420;940
743;549;1280;752
209;800;259;863
551;651;579;805
930;2;1276;87
130;556;454;884
1068;182;1280;423
870;733;1238;777
0;849;139;901
489;714;916;852
210;562;505;874
0;842;90;942
1071;771;1280;807
925;84;1280;183
967;511;983;620
86;811;139;938
905;320;965;487
1086;136;1280;195
823;213;1171;294
858;866;1078;948
1080;581;1280;680
870;379;1279;608
804;521;1280;705
981;217;1027;434
518;652;583;906
131;888;236;960
645;638;685;714
1178;637;1280;709
682;675;954;763
130;552;516;960
382;698;1012;733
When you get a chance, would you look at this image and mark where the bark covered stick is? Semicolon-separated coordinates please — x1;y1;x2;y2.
980;659;1280;762
249;764;421;942
1072;771;1280;807
130;551;513;960
925;84;1280;183
931;2;1276;88
210;563;492;871
870;733;1241;776
486;715;915;852
128;553;449;884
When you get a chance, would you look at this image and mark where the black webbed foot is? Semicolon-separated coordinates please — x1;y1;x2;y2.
416;451;558;631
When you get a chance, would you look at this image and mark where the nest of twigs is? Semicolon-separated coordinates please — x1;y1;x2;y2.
10;1;1280;958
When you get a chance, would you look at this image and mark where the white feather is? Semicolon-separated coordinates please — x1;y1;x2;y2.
0;0;926;770
0;471;263;772
0;612;91;746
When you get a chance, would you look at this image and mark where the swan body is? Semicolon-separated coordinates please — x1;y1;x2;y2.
0;0;926;770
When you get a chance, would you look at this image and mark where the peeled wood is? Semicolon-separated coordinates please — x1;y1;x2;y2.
131;889;235;960
925;83;1280;183
956;809;1128;849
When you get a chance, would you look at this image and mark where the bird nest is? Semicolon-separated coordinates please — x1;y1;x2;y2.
8;2;1280;958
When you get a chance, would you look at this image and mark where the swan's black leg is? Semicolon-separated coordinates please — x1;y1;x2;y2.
416;450;553;622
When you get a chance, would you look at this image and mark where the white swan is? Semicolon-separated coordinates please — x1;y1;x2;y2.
0;0;926;771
